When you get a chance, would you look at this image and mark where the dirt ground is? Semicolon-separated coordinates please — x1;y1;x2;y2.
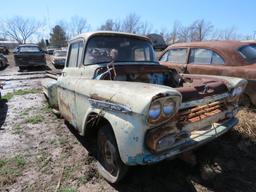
1;54;256;192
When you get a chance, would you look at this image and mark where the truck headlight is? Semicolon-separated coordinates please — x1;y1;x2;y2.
148;101;161;120
163;99;175;116
231;86;244;97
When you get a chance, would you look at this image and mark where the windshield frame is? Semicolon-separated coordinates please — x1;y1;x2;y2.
83;35;157;66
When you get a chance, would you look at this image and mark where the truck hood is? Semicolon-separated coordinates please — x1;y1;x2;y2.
74;80;181;114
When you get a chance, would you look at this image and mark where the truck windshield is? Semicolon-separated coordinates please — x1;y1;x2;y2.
84;35;157;65
238;45;256;63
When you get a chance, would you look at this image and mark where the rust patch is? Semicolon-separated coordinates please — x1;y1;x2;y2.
58;97;72;122
90;93;106;101
177;100;227;127
146;124;177;152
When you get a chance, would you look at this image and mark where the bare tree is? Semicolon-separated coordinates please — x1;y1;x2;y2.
158;28;170;45
139;21;153;35
168;21;181;44
98;19;121;31
177;25;191;42
121;13;141;33
212;26;240;40
222;27;239;40
189;19;213;41
1;16;42;44
69;16;90;37
99;15;152;35
58;16;90;39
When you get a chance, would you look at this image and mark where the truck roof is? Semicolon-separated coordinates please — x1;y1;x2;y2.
71;31;150;42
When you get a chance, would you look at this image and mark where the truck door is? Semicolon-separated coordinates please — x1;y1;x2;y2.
159;48;188;73
58;41;83;128
186;48;226;75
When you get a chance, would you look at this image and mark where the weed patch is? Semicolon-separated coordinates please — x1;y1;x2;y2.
0;154;26;187
25;115;43;124
13;124;23;134
2;89;41;101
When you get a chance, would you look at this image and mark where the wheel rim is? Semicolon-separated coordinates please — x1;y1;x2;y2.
98;133;119;176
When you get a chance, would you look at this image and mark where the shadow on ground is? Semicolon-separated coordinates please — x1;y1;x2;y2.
18;65;51;72
65;121;256;192
0;99;8;129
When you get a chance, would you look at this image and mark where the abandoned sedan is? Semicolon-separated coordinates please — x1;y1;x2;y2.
50;50;67;68
159;41;256;105
14;44;46;71
43;32;247;183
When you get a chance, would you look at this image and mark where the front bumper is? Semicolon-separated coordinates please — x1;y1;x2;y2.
16;61;47;66
128;117;238;165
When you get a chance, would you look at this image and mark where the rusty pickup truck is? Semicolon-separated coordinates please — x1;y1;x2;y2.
43;31;247;183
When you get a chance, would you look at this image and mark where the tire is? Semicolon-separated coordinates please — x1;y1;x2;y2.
97;125;128;183
239;94;251;107
19;66;25;71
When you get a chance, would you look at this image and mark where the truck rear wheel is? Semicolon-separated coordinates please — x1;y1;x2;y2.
97;125;128;183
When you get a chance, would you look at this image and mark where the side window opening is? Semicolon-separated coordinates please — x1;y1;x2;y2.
212;51;224;64
166;48;187;64
238;45;256;63
189;48;224;65
77;42;84;67
159;51;169;62
66;41;84;67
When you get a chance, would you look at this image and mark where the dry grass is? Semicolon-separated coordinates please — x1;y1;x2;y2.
235;107;256;139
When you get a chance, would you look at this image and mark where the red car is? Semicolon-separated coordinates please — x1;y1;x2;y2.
159;41;256;105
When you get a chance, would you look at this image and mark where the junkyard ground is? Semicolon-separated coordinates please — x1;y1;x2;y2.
1;54;256;192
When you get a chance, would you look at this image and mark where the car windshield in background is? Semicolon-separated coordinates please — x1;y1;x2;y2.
54;51;67;57
84;35;157;65
238;45;256;63
19;46;41;53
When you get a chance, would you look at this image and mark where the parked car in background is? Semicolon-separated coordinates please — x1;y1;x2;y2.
0;54;8;69
50;50;67;68
159;41;256;105
14;44;46;71
147;33;167;57
46;48;55;55
0;46;9;55
43;32;246;183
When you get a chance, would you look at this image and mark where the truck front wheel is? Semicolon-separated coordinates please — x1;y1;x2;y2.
97;125;128;183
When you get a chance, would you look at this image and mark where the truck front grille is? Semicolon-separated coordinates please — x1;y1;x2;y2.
177;100;227;126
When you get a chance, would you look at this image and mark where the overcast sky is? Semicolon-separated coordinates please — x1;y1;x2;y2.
1;0;255;36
